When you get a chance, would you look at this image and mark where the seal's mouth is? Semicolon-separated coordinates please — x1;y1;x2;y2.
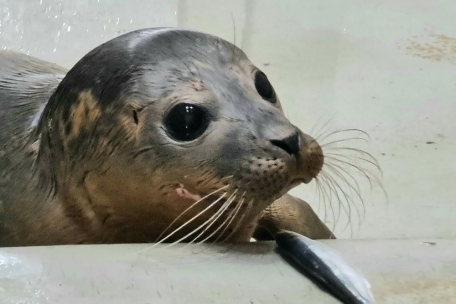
175;185;247;214
175;185;202;201
174;175;311;216
291;177;309;185
277;177;308;197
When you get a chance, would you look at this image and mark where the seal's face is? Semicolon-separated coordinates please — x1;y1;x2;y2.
38;29;323;243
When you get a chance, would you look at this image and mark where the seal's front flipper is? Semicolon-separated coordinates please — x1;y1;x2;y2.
275;230;375;304
253;194;336;241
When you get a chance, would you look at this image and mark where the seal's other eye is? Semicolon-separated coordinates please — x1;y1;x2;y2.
164;103;210;141
254;71;276;103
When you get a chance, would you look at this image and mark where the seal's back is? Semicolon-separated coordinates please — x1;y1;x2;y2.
0;51;67;146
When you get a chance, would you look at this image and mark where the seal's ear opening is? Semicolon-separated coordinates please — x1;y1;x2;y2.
127;102;144;126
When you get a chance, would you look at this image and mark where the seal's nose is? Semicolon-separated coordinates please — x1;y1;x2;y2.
270;132;300;156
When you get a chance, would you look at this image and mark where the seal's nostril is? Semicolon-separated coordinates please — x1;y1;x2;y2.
270;133;300;156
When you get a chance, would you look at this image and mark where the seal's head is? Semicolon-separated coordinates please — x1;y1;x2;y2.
36;28;324;243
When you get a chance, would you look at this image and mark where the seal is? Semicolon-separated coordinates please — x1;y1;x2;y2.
0;28;334;247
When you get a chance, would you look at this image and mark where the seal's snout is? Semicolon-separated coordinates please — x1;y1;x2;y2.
266;130;323;185
269;132;300;156
300;133;324;181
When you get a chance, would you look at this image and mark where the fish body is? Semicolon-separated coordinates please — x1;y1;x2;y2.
275;230;375;304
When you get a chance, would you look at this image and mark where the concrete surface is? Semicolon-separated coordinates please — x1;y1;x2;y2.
2;0;455;240
1;240;455;303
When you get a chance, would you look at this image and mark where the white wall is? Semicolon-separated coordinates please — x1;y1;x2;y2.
2;0;455;239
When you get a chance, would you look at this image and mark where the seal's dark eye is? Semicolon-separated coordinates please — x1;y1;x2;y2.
254;71;276;103
164;103;210;141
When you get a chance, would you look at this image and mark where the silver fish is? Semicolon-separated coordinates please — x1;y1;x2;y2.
275;230;375;304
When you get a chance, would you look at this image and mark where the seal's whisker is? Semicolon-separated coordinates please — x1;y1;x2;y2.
155;185;229;243
313;131;388;236
320;171;345;230
210;191;246;244
333;164;366;230
320;170;354;234
182;195;244;255
159;192;231;249
318;172;332;232
323;171;351;235
230;13;237;63
319;172;335;229
315;178;325;219
315;174;331;224
311;115;335;141
317;128;371;145
324;169;362;236
199;191;246;244
324;155;375;188
320;137;369;149
324;145;380;163
327;162;367;224
323;147;381;172
314;178;325;216
213;198;249;254
154;188;229;245
324;152;381;175
326;154;389;205
326;173;353;236
324;162;364;206
171;189;237;245
319;172;339;231
185;190;239;246
324;158;370;221
323;155;375;190
220;198;253;243
309;113;329;138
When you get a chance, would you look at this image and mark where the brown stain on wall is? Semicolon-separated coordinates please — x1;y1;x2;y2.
404;34;456;63
374;277;456;303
